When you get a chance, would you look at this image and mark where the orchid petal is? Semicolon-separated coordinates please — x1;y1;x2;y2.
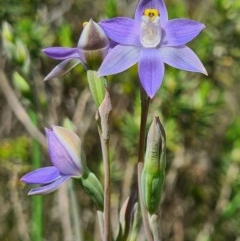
42;47;79;60
139;48;165;98
52;126;82;172
21;167;60;184
135;0;168;25
78;19;110;50
159;46;208;75
44;59;81;81
45;128;81;176
100;18;141;46
28;176;71;195
162;19;205;46
98;45;141;76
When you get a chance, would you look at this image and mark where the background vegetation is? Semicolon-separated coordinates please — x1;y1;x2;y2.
0;0;240;240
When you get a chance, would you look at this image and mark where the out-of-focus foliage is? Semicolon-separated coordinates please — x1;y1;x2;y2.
0;0;240;240
0;137;30;161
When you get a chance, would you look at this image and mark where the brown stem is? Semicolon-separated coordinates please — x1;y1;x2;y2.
138;87;150;164
0;70;46;148
99;133;111;241
137;88;153;241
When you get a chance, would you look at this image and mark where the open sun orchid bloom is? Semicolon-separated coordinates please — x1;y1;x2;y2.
42;19;109;80
98;0;208;98
21;126;85;195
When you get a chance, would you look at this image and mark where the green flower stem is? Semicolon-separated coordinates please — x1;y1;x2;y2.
87;70;107;107
80;171;104;211
96;91;112;241
29;111;42;241
150;214;162;241
69;181;83;241
97;211;105;241
99;131;111;241
137;88;153;241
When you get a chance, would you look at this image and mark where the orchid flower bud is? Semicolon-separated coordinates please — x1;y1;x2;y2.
2;21;14;58
141;117;166;214
21;126;83;195
2;21;13;42
21;126;103;209
43;19;110;80
78;19;110;69
15;39;29;67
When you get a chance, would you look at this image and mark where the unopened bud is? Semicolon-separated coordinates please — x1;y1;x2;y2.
2;21;14;58
15;39;29;67
12;71;30;94
78;19;109;69
2;21;13;42
141;116;166;214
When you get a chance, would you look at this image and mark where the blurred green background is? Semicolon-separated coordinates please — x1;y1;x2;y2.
0;0;240;240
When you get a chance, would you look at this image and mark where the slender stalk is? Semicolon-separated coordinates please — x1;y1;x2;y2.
138;87;150;163
96;90;112;241
137;88;153;241
150;214;162;241
30;111;42;241
69;181;83;241
10;166;30;241
99;132;111;241
89;72;112;240
97;211;105;241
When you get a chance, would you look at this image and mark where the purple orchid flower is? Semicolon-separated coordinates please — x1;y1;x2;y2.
98;0;207;98
21;126;83;195
42;19;109;80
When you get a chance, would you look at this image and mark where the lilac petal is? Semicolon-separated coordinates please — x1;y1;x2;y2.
42;47;79;60
159;46;208;75
98;45;141;76
45;128;81;176
135;0;168;25
28;175;71;195
52;126;82;173
139;48;165;98
44;59;81;81
21;166;60;184
99;18;141;46
162;19;205;46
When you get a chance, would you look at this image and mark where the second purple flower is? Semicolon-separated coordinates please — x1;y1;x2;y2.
21;126;84;195
43;19;110;80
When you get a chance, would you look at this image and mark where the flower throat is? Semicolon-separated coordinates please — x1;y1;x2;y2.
140;9;161;48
